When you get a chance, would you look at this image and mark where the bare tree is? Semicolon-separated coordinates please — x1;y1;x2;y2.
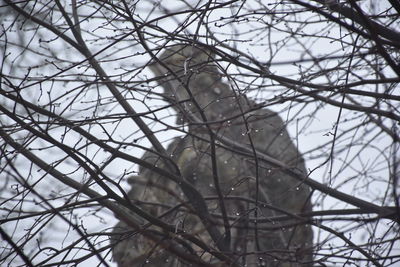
0;1;399;266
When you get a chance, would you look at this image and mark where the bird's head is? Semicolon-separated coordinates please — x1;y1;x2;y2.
149;44;232;125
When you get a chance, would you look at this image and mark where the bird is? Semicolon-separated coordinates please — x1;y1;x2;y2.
111;44;313;267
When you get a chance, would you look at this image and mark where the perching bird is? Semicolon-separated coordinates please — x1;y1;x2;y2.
111;44;313;267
